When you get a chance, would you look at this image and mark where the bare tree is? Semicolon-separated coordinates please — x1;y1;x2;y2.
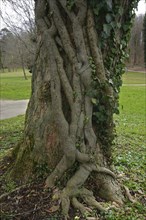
0;0;36;77
128;14;144;67
143;13;146;67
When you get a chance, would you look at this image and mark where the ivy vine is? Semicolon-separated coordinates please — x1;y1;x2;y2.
88;0;139;153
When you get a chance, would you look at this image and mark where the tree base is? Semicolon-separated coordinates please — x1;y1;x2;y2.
45;161;124;219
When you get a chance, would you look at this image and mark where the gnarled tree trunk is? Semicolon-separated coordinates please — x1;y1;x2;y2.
9;0;138;218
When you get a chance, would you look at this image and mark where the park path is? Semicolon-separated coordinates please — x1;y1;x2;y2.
123;84;146;86
0;100;29;120
0;81;145;120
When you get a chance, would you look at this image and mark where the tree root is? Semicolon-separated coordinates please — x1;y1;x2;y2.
82;194;108;212
58;186;112;219
45;155;124;218
47;162;119;219
123;185;136;203
72;197;93;216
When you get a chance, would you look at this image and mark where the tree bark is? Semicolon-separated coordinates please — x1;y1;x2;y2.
9;0;137;218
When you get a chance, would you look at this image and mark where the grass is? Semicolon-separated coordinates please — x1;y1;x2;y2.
123;71;146;84
0;115;25;160
0;70;145;219
114;85;145;186
117;86;145;135
109;85;146;220
0;69;32;100
0;70;145;100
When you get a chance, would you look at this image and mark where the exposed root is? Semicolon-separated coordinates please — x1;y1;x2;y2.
45;156;121;218
93;165;116;179
123;185;136;203
82;194;108;212
72;197;93;215
59;186;111;218
60;191;70;218
45;155;74;188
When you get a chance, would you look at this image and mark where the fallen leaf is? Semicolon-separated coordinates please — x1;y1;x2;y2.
86;217;99;220
46;204;60;213
137;190;144;195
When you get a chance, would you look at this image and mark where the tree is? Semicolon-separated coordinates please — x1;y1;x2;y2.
8;0;139;218
128;14;144;66
0;0;36;76
0;28;17;71
0;28;34;76
143;13;146;66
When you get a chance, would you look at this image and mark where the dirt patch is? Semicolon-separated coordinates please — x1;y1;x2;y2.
0;157;85;220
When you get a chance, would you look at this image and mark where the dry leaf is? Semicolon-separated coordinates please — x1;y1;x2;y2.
86;217;99;220
137;189;144;195
46;204;60;213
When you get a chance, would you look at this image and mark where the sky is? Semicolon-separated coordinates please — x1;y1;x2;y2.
136;0;146;15
0;0;145;30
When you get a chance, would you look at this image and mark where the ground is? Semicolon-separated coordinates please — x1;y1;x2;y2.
0;70;146;219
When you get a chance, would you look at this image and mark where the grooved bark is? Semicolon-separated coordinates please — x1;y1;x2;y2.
8;0;136;218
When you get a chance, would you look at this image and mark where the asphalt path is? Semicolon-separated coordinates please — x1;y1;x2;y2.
123;84;146;86
0;100;29;120
0;81;145;120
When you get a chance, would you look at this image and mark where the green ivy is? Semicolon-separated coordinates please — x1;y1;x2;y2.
66;0;75;10
87;0;139;155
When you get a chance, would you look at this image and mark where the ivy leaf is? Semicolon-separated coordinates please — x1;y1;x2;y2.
106;0;112;10
106;13;112;23
117;23;121;29
109;79;113;85
118;6;124;16
93;112;105;122
111;21;116;29
123;24;129;31
103;24;112;36
91;98;97;105
93;7;99;16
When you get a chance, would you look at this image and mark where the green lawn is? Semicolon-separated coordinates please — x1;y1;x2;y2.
0;70;145;219
0;70;145;100
0;70;32;100
110;85;146;219
122;71;146;84
118;86;145;135
0;115;25;160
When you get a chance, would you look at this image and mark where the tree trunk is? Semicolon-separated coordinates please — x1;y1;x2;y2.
9;0;138;218
18;45;28;80
21;58;28;80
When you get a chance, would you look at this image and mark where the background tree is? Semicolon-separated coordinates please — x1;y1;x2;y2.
0;28;17;71
0;28;35;78
0;0;36;76
143;13;146;66
128;14;144;66
7;0;139;218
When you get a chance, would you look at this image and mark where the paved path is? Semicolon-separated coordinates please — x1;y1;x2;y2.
123;84;146;86
0;81;145;120
128;70;145;73
0;100;29;120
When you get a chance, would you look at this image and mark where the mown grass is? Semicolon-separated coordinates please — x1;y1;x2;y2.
0;70;145;100
0;71;145;219
0;70;32;100
122;71;146;84
110;85;146;220
0;115;25;160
